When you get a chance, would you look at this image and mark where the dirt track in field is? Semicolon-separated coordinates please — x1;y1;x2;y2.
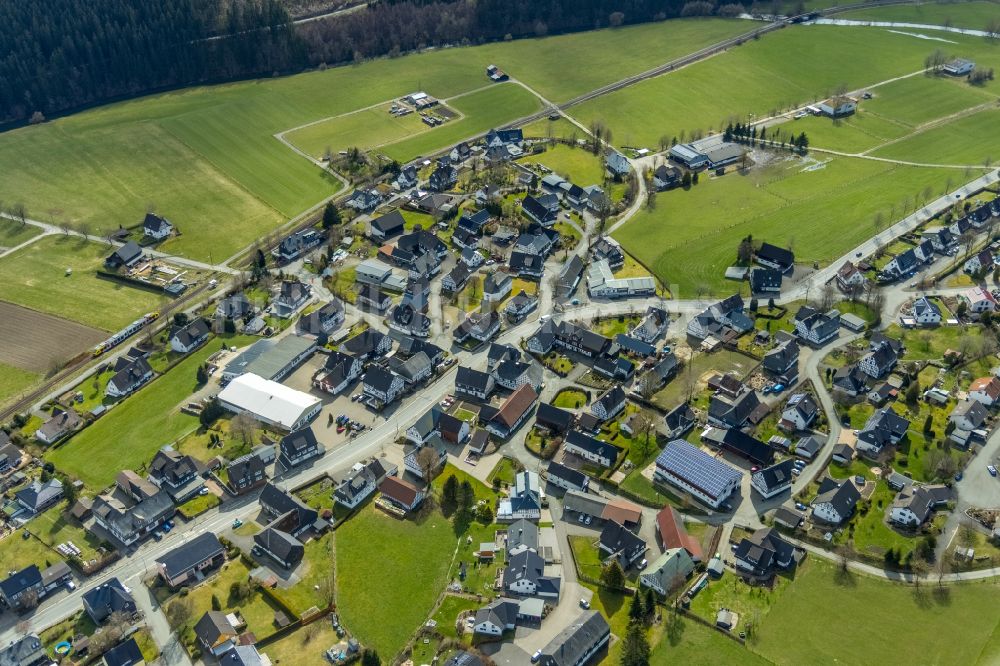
0;301;105;373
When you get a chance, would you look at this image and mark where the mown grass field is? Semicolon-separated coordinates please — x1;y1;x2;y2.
873;108;1000;165
754;560;1000;665
0;18;746;262
0;219;42;248
46;335;251;489
615;155;953;296
0;235;163;331
0;362;40;406
335;504;458;660
286;102;432;158
572;25;1000;149
863;74;997;128
528;143;607;187
840;1;1000;31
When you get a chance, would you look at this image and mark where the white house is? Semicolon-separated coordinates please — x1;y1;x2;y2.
910;297;942;326
169;319;210;353
780;393;817;431
965;249;994;275
961;286;997;314
811;478;860;525
818;96;856;117
890;485;950;526
750;460;795;499
969;376;1000;407
564;431;622;468
943;58;975;76
143;213;173;240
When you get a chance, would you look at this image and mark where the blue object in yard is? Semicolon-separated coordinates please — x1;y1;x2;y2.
773;383;785;392
955;472;963;482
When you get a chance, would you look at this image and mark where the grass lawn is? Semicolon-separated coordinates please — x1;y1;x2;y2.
281;531;334;614
261;620;340;664
0;362;40;406
840;1;1000;31
884;323;983;361
593;315;641;339
789;108;910;154
863;74;997;129
286;102;433;158
47;335;252;489
335;504;461;660
430;595;480;638
0;17;750;261
528;143;606;186
177;559;282;644
176;416;267;464
651;613;774;666
553;388;588;409
40;611;97;653
0;235;163;331
487;456;522;486
613;154;955;297
689;570;792;635
178;492;221;517
754;559;1000;665
651;349;756;411
568;535;604;582
873;108;1000;167
572;25;1000;150
523;116;587;141
0;219;42;248
834;480;925;562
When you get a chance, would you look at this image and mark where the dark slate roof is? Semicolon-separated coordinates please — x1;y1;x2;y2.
614;334;656;357
372;210;405;236
754;460;795;493
599;520;645;557
0;565;41;599
82;577;135;623
102;637;144;666
254;527;304;564
815;478;861;516
364;366;399;393
279;427;319;459
757;242;794;268
456;366;492;392
536;403;575;432
170;318;210;348
719;428;774;466
540;610;610;666
546;461;588;488
143;212;171;233
566;430;622;462
157;532;224;580
749;267;782;292
259;482;318;527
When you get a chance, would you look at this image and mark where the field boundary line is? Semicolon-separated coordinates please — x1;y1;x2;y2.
858;100;1000;156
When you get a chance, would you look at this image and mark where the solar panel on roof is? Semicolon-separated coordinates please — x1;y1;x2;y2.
655;439;742;498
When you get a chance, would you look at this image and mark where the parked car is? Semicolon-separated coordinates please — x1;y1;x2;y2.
988;465;997;477
232;519;243;529
579;598;590;609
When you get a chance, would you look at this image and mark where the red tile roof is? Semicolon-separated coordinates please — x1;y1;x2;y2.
380;475;420;507
495;384;538;429
601;498;642;525
655;506;703;561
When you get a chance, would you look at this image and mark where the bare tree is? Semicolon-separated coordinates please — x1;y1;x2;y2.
165;597;193;629
416;447;441;481
232;412;258;446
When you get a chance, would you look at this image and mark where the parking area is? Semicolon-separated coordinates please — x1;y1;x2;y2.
281;355;375;449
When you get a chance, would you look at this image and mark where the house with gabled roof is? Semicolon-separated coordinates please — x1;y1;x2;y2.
961;286;997;314
755;242;794;273
599;520;646;568
733;527;794;575
535;403;574;433
639;548;694;596
156;532;225;588
663;403;696;439
909;296;942;326
793;305;839;346
537;611;609;665
346;187;382;212
486;384;538;438
82;577;136;625
497;470;542;521
890;484;950;526
455;366;495;401
170;318;211;354
836;261;865;291
273;228;322;263
811;477;860;524
482;271;513;303
654;439;742;509
564;430;622;468
856;407;909;455
655;506;703;561
591;386;626;421
546;461;589;493
687;294;752;340
142;213;173;240
297;300;344;337
148;448;203;502
105;241;143;269
369;210;405;241
750;460;795;498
